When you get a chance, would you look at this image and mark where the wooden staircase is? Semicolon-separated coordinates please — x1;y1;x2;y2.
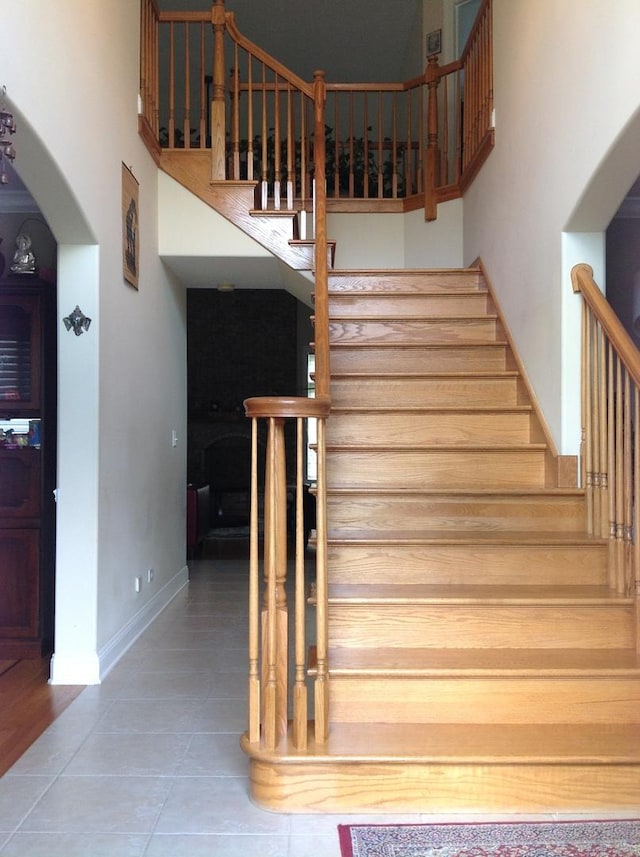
245;266;640;813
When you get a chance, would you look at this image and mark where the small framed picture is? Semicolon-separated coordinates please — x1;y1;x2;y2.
426;29;442;57
122;163;139;289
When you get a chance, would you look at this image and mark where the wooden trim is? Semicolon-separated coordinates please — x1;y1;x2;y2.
475;258;563;466
459;130;495;195
244;396;331;420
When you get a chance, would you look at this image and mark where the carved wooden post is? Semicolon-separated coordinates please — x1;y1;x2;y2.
424;55;440;222
211;0;227;180
313;70;329;399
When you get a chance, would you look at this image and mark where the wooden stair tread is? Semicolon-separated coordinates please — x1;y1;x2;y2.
323;530;605;546
330;370;519;379
331;339;508;344
327;647;640;675
328;584;629;605
325;443;548;451
330;405;533;413
252;723;640;764
325;486;585;497
330;314;499;322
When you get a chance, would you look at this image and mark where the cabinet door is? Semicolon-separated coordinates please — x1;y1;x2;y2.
0;529;39;642
0;449;41;518
0;294;41;412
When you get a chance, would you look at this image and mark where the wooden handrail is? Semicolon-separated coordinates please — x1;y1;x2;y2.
572;264;640;388
571;263;640;615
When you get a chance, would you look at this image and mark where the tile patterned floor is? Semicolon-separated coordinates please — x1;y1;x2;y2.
0;559;633;856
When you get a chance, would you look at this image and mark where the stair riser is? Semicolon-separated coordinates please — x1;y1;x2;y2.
328;293;491;317
330;345;509;373
328;605;634;649
326;450;548;489
327;545;609;586
330;377;519;407
328;271;484;293
330;318;499;345
327;494;586;532
248;758;640;812
327;412;532;445
329;677;640;724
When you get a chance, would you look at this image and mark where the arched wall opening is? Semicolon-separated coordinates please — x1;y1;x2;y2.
8;98;102;683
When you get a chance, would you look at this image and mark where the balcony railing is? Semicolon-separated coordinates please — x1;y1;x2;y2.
139;0;494;219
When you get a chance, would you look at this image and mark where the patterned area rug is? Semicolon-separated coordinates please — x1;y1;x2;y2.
337;820;640;857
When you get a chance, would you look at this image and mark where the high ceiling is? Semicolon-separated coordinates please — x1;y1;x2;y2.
157;0;423;83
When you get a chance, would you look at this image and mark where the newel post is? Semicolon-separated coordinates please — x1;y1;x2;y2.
211;0;227;180
424;55;440;222
312;70;330;399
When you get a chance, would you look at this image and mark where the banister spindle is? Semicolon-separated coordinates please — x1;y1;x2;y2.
210;0;227;179
248;417;260;743
424;55;440;221
168;22;176;147
183;23;191;148
198;24;206;147
292;417;308;749
262;415;289;748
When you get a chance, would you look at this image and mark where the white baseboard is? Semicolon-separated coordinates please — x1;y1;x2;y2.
48;565;189;686
98;565;190;680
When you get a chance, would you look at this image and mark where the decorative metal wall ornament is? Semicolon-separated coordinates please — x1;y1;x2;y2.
0;86;16;185
63;306;92;336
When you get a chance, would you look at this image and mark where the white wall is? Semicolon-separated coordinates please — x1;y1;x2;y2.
463;0;640;452
5;1;188;682
329;200;463;270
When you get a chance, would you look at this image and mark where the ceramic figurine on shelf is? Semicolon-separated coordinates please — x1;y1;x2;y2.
9;232;37;275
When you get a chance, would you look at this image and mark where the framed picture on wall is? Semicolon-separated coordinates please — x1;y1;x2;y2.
426;29;442;57
122;163;139;289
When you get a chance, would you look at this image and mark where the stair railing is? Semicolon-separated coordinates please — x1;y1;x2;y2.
571;264;640;607
243;396;331;750
139;0;494;218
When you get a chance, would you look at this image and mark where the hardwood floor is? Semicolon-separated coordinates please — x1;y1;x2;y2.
0;658;83;776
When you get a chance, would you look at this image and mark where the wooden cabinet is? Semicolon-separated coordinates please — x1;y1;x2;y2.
0;283;54;658
0;293;41;412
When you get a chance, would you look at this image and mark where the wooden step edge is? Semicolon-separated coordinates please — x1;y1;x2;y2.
327;289;488;298
328;339;509;351
329;370;520;380
321;486;586;497
322;531;606;546
324;443;549;452
330;314;499;322
324;648;640;679
249;208;298;218
241;722;640;765
329;405;534;415
327;591;633;607
328;267;482;276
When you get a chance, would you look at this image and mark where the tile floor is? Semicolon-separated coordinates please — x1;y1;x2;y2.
0;558;634;856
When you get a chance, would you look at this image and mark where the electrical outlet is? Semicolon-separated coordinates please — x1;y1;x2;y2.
134;575;142;593
147;568;154;583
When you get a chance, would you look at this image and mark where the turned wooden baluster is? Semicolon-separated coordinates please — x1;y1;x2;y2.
210;0;227;179
248;417;260;743
262;415;289;748
292;417;307;749
183;23;191;148
424;55;440;221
